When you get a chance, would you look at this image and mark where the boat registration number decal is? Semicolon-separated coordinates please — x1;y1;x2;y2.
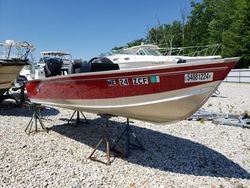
184;72;213;83
132;77;148;85
119;78;129;86
107;79;116;86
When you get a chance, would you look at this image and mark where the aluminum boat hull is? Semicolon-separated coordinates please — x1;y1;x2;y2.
26;58;237;123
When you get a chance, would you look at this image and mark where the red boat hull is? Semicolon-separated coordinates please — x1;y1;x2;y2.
26;58;237;123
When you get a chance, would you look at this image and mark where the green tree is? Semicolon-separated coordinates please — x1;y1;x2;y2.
148;21;182;48
127;38;146;48
207;0;236;45
185;0;214;46
185;0;250;67
238;0;250;68
111;0;250;68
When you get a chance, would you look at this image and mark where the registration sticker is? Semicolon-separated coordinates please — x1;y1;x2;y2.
185;72;213;83
150;75;160;83
132;77;148;85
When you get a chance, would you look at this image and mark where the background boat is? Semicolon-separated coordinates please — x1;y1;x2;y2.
105;44;222;69
0;40;34;97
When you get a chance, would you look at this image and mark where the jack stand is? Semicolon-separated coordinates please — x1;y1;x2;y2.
111;118;145;157
88;115;112;165
25;103;48;135
67;111;88;126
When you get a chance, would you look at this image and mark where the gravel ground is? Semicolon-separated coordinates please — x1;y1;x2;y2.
0;82;250;188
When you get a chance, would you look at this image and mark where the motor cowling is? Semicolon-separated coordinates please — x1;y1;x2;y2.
44;58;63;77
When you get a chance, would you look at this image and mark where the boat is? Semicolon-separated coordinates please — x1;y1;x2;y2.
105;44;222;69
26;56;238;123
39;51;73;75
0;40;34;97
18;51;73;82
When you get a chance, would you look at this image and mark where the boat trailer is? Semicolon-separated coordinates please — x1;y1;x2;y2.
189;110;250;128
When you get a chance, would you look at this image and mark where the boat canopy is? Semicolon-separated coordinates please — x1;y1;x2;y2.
0;40;34;60
0;40;35;49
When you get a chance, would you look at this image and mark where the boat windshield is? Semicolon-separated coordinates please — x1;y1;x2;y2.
111;45;163;56
107;44;221;58
140;48;162;56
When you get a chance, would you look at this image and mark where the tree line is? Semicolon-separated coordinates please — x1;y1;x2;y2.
113;0;250;68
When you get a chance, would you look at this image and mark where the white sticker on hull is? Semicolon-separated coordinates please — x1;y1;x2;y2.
185;72;213;83
132;77;148;85
119;78;129;86
107;79;116;86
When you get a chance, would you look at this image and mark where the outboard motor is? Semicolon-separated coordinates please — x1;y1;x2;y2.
44;58;63;77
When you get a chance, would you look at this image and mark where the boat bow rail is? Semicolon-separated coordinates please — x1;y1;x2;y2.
160;44;221;57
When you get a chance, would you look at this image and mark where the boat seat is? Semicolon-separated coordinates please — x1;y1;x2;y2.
68;57;119;74
87;57;119;72
91;62;119;72
79;63;91;73
68;59;88;74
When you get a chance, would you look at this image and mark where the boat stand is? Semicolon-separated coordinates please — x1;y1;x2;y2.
111;118;145;157
88;116;144;165
67;111;88;126
88;115;112;165
25;103;48;135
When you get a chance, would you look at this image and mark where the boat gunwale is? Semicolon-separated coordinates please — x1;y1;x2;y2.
34;66;228;84
0;59;29;66
27;57;237;83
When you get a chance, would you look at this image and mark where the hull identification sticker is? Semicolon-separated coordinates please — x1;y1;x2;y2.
185;72;213;83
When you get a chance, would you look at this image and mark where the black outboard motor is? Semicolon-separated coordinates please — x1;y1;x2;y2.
44;58;63;77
